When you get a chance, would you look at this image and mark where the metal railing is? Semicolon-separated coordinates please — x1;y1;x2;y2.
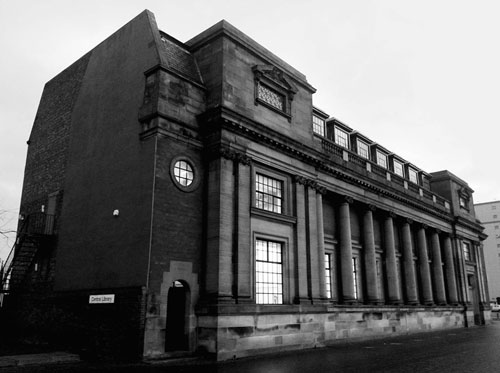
0;213;56;294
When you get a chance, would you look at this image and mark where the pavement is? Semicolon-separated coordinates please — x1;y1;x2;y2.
2;318;500;372
0;352;80;368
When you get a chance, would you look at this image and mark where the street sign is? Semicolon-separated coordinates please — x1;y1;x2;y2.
89;294;115;304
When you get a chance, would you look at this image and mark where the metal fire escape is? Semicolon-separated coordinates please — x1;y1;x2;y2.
0;213;56;301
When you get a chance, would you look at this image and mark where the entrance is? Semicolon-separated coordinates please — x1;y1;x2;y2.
468;274;483;325
165;280;189;351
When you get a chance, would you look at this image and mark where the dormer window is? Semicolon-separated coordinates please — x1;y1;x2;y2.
312;115;325;136
357;140;370;159
376;150;387;169
393;159;404;177
408;167;419;184
334;127;349;148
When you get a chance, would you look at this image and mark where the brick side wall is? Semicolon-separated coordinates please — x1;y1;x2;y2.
1;287;146;361
54;11;162;291
20;54;91;213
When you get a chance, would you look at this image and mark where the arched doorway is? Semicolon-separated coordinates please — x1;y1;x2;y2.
165;280;190;351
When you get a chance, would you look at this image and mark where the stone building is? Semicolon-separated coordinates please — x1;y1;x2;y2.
0;10;490;361
475;201;500;302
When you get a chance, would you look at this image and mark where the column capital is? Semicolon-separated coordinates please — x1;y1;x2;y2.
386;211;397;219
293;175;308;185
367;204;377;212
218;147;252;165
433;227;441;234
405;217;414;225
420;223;428;230
316;186;327;195
343;195;354;204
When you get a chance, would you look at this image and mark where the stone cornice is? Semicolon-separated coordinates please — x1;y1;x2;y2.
207;145;252;165
199;106;456;223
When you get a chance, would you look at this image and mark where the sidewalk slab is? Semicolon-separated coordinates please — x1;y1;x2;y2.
0;351;80;367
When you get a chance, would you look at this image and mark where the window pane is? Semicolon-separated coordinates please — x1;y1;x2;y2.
313;115;325;136
377;151;387;168
258;84;284;111
352;257;359;300
256;240;283;304
174;160;194;186
393;160;404;177
255;174;283;214
409;168;418;184
357;140;369;159
334;128;349;148
325;253;332;299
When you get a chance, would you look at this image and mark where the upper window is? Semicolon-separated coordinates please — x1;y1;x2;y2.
357;140;370;159
255;239;283;304
256;174;283;214
258;84;285;111
408;168;419;184
174;160;194;186
334;127;349;148
376;150;387;169
459;196;467;209
170;157;200;192
463;242;472;261
253;65;297;121
393;160;404;177
312;115;325;136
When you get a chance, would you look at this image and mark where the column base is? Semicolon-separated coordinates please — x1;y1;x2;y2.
293;296;313;305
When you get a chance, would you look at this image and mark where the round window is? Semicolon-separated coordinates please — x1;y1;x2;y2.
170;157;199;192
174;160;194;186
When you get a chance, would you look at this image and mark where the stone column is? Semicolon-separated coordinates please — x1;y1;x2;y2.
474;242;488;305
306;186;320;301
417;225;434;305
402;219;418;305
294;177;309;304
455;237;469;304
442;235;458;305
384;212;401;304
339;196;356;303
236;157;252;301
431;229;446;305
205;154;234;302
316;189;327;300
363;205;379;304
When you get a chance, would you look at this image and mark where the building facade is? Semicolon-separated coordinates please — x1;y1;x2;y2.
475;201;500;303
0;10;490;361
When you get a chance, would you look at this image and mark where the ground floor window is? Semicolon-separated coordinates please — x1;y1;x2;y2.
353;257;359;300
325;253;332;298
256;239;283;304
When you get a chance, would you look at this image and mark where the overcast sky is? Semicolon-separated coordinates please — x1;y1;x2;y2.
1;0;499;262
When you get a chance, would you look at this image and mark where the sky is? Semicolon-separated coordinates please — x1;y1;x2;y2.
1;0;499;262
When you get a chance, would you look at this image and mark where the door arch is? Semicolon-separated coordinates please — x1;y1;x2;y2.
165;280;190;351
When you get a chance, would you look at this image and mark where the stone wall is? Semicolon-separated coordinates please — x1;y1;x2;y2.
198;307;465;360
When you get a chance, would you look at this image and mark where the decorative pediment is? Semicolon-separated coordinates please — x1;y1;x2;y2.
252;65;298;94
252;65;297;121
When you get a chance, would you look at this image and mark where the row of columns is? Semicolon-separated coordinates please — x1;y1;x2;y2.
205;150;468;308
335;197;459;306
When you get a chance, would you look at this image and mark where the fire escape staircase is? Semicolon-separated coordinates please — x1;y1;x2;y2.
1;213;56;295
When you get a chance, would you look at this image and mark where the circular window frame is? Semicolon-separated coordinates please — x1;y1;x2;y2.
170;156;200;192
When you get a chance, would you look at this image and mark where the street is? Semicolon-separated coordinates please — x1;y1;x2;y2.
3;319;500;372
